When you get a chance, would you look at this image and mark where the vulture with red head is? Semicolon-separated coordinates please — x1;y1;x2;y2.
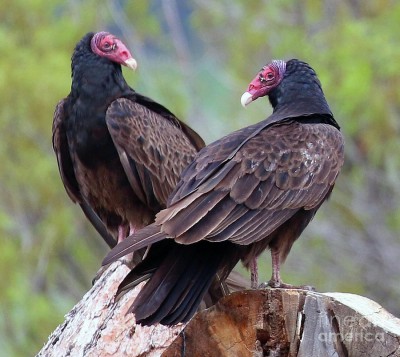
103;59;345;326
52;32;204;250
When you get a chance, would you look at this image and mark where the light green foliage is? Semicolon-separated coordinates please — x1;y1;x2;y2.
0;1;399;354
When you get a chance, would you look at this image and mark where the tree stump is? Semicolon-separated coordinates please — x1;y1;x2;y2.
37;261;400;357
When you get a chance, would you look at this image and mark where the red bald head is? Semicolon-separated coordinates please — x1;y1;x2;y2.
90;32;137;70
241;60;286;107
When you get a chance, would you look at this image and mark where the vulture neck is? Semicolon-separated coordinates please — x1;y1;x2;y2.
268;59;340;130
71;58;131;102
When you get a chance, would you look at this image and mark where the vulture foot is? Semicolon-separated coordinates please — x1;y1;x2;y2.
259;280;315;291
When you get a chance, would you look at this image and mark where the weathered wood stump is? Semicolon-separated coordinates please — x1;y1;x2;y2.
37;261;400;357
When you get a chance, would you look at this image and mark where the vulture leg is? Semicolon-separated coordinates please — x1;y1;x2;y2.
266;248;315;291
116;224;139;267
117;225;129;244
268;248;282;287
250;258;259;289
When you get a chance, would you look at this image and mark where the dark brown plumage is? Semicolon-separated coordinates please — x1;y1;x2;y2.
103;59;345;326
52;32;204;249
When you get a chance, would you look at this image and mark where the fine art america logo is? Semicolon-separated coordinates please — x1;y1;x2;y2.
317;314;385;343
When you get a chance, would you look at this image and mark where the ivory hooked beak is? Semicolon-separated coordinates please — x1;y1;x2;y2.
124;58;138;71
240;92;253;108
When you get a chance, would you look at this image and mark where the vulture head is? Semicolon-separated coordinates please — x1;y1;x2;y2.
241;59;286;107
90;31;138;70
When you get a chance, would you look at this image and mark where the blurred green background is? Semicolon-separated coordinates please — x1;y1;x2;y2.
1;0;399;355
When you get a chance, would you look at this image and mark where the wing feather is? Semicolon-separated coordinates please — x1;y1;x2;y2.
162;191;228;238
52;98;81;203
174;195;237;244
53;99;117;248
157;121;344;246
106;98;202;209
102;224;165;264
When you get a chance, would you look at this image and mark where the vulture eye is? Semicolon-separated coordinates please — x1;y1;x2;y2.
266;72;274;80
102;42;115;52
259;71;275;85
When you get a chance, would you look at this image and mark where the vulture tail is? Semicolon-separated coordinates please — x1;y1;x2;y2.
129;241;240;325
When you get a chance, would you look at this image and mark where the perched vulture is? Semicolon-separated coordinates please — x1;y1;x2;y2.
104;58;345;326
52;32;204;250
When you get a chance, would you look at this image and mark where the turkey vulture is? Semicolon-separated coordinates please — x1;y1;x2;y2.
103;59;345;326
52;31;205;250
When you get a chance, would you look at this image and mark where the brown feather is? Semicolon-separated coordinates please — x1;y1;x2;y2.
106;98;201;208
52;99;81;204
174;195;238;244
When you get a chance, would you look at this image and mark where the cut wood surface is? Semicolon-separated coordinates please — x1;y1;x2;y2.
37;261;400;357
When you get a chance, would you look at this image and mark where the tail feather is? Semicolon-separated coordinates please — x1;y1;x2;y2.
162;259;219;325
161;274;212;325
128;250;188;317
161;250;213;316
137;249;219;325
115;240;173;298
139;268;201;325
130;241;241;325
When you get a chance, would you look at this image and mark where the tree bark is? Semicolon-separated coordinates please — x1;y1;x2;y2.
37;261;184;357
37;262;400;357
